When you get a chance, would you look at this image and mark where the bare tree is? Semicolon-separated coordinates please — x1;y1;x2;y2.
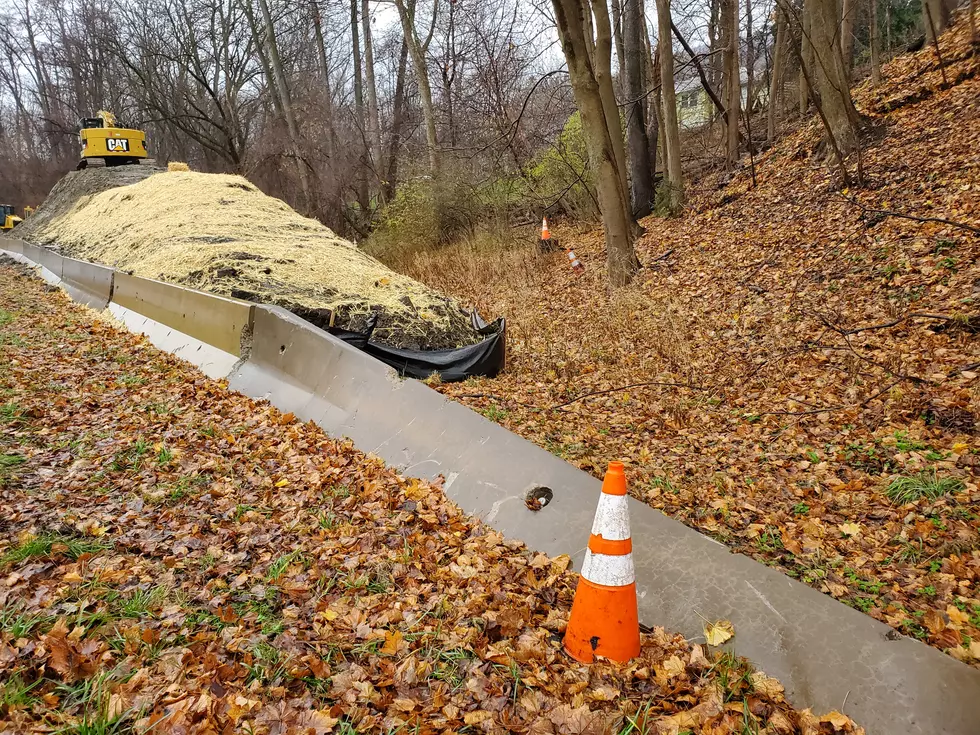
721;0;740;167
768;4;788;142
655;0;684;210
870;0;881;84
393;0;440;175
552;0;639;286
624;0;654;216
362;0;382;174
840;0;857;75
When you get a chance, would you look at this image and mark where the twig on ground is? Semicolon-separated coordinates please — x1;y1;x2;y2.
547;380;706;411
840;194;980;235
754;379;902;416
816;310;966;336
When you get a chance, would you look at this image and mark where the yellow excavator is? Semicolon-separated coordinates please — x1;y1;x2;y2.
1;205;23;232
77;110;151;170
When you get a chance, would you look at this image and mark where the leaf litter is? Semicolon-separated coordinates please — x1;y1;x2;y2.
0;265;862;732
430;18;980;667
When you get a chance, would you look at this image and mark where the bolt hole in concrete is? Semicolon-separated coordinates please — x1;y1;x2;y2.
279;344;286;354
524;484;554;511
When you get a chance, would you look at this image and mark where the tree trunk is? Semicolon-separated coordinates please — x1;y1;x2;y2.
309;0;337;158
722;0;740;167
551;0;639;287
923;0;949;45
590;0;631;201
840;0;857;76
768;6;787;143
643;23;661;183
362;0;382;173
394;0;440;176
745;0;755;113
808;0;861;153
384;33;411;203
349;0;369;211
655;0;684;211
624;0;654;217
256;0;310;207
799;0;813;114
610;0;627;94
870;0;882;84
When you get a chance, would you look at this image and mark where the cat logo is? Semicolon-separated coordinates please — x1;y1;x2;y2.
106;138;130;152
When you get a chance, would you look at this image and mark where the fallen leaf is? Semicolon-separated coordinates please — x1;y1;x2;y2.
704;620;735;646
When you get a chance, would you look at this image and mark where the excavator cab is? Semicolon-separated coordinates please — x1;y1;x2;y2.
1;205;23;232
77;110;150;170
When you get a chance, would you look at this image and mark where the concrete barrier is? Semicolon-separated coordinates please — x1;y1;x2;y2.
0;237;24;256
17;242;62;285
111;274;252;357
10;245;980;734
61;257;114;309
228;305;980;735
37;246;64;280
20;241;44;266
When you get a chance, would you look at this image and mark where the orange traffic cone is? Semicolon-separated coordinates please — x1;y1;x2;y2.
566;248;584;274
541;216;552;241
563;461;640;664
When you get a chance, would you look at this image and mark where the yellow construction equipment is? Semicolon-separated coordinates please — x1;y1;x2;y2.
77;110;150;170
1;205;23;232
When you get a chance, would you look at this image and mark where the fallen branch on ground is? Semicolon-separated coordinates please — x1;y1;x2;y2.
840;194;980;235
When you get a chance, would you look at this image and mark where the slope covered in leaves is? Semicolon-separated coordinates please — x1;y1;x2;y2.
430;20;980;667
0;263;861;734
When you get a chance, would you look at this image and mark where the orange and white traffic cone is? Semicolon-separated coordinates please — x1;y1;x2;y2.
566;247;584;274
541;216;552;241
563;461;640;664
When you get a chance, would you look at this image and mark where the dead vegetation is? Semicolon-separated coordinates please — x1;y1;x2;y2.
0;265;864;734
401;21;980;666
18;170;483;350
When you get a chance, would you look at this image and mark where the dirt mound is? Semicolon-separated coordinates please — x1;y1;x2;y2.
21;169;482;349
15;166;163;240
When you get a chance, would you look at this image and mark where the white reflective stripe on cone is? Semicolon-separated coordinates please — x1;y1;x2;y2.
581;550;636;586
591;493;631;541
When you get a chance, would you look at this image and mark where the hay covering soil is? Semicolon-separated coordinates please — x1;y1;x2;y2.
22;169;481;349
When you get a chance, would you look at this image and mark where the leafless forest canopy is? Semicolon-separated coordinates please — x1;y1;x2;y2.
0;0;939;242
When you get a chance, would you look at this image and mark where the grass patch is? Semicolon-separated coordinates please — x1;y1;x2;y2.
1;670;42;709
885;470;964;505
0;603;51;638
0;452;25;485
110;439;150;472
266;551;303;582
1;534;112;568
0;402;23;425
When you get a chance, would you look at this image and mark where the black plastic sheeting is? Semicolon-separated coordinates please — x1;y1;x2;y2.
328;312;506;382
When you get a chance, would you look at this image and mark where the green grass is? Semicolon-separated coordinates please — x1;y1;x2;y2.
480;405;510;422
0;603;50;638
156;445;173;466
0;308;13;326
244;642;287;685
110;439;150;472
712;652;754;702
266;551;302;582
885;470;964;505
648;475;678;494
0;402;23;424
1;534;112;568
0;671;42;709
0;452;25;485
114;587;165;618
